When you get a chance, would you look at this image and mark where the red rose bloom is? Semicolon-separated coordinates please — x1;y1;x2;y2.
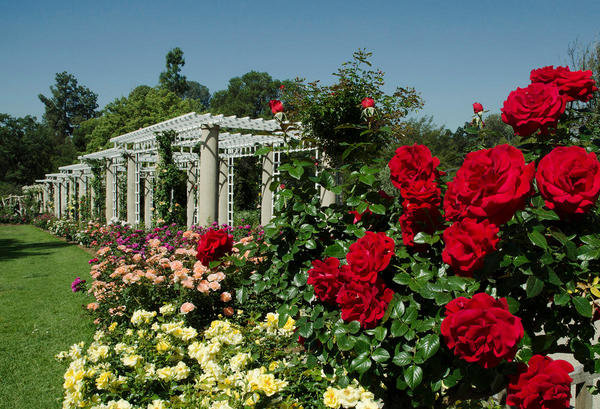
501;82;565;136
346;231;395;283
400;179;441;207
442;218;499;277
336;279;394;329
441;293;524;368
531;65;598;102
195;228;234;266
443;144;535;226
507;355;574;409
536;146;600;215
307;257;349;304
269;99;284;114
399;202;442;247
388;144;443;191
361;97;375;108
473;102;484;113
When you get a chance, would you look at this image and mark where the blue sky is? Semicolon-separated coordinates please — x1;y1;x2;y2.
1;0;599;130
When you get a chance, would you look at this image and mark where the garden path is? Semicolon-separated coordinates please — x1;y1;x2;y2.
0;224;94;409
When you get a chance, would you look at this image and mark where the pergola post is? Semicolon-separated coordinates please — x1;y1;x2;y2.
186;160;198;228
261;150;275;226
218;158;228;226
42;184;49;213
89;177;96;219
105;160;114;223
144;174;153;227
198;125;219;226
320;154;336;207
126;154;136;225
60;179;68;219
78;173;86;220
53;182;60;217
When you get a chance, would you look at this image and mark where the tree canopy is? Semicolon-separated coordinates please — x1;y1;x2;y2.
74;85;204;153
38;71;98;142
159;47;188;98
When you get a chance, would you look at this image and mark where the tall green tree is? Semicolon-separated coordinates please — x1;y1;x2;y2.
0;114;54;194
38;71;98;142
210;71;285;118
183;80;210;109
159;47;188;97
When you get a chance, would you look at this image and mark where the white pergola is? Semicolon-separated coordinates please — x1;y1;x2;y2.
33;112;331;227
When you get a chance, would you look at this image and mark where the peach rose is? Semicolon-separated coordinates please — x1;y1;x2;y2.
220;292;232;302
180;302;196;314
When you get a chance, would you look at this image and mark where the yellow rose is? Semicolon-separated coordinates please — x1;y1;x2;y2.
323;387;341;409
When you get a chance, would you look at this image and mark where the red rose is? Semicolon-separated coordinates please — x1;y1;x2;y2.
336;279;394;329
531;65;598;102
443;144;535;226
501;82;565;136
536;146;600;215
361;97;375;108
306;257;349;304
346;231;395;283
388;144;443;191
269;99;284;114
441;293;524;368
507;354;574;409
399;202;442;247
442;218;500;277
473;102;484;113
400;179;441;207
195;228;234;266
349;207;372;224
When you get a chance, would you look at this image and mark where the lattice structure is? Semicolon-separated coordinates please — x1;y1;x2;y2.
35;112;319;226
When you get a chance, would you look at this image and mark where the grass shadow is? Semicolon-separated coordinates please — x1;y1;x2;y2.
0;238;72;263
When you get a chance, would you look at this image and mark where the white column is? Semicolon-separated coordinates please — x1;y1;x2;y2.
89;176;96;219
105;160;114;224
144;175;153;227
126;154;136;225
53;182;60;218
60;179;68;219
198;125;219;226
218;157;228;226
320;153;336;207
42;184;48;213
261;150;274;226
78;174;86;220
186;160;198;228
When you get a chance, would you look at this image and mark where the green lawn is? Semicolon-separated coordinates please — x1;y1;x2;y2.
0;224;95;409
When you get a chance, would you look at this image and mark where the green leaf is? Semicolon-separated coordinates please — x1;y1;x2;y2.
390;321;409;337
572;296;593;318
528;230;548;250
372;348;391;363
254;146;272;156
554;293;570;306
359;174;375;186
417;334;440;360
336;333;356;351
393;351;412;367
577;245;600;261
288;166;304;180
404;365;423;389
505;297;520;314
350;352;372;375
346;321;361;334
374;326;387;341
531;208;560;221
369;203;386;215
526;276;544;298
305;239;316;250
324;243;345;258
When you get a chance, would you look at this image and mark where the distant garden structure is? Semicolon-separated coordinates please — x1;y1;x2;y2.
27;112;329;227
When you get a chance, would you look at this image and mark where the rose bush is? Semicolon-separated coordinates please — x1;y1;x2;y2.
236;64;600;409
